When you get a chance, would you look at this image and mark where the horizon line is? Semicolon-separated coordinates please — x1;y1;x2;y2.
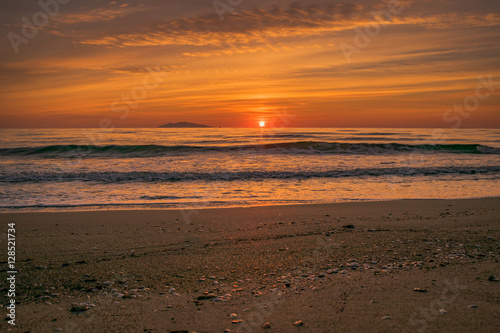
1;126;499;130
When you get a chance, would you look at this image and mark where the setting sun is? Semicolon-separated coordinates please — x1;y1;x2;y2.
259;121;266;127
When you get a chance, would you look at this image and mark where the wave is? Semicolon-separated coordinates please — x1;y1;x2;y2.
0;199;314;211
0;142;499;158
138;195;203;200
1;166;499;183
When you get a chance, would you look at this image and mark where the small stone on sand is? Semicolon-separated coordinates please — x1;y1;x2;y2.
70;303;94;313
413;288;428;293
262;322;271;328
197;294;217;300
293;320;304;327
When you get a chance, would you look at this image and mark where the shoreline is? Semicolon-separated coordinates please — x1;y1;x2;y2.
2;196;500;215
1;197;499;332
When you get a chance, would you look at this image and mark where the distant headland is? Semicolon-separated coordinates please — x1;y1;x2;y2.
159;122;212;128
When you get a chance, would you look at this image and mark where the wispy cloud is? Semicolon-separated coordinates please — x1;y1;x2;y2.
71;2;500;58
290;45;500;78
91;65;174;75
77;3;363;48
52;8;125;24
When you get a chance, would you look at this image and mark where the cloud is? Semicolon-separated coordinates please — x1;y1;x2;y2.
91;65;174;74
290;44;500;79
52;8;125;24
396;13;500;30
71;1;500;58
77;3;364;48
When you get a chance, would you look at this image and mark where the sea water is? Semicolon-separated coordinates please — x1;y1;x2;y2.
0;128;499;211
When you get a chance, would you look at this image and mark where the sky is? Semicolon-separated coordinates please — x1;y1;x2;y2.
0;0;499;128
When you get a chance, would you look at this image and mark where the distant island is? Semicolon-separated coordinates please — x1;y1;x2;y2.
159;122;212;128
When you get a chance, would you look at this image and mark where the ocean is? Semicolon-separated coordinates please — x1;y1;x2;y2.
0;128;499;212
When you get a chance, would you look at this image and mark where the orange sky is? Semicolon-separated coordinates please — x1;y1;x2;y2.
0;0;499;128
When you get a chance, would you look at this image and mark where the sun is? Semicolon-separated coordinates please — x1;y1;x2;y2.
259;121;266;127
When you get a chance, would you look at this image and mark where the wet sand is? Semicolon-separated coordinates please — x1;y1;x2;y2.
1;198;499;332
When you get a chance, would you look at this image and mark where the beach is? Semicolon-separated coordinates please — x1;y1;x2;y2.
2;0;500;332
1;198;499;332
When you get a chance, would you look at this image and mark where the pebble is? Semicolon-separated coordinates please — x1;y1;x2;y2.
70;303;95;313
413;288;428;293
487;276;499;282
293;320;304;327
230;313;237;319
197;294;217;300
262;322;271;328
439;309;447;315
381;316;393;320
468;305;478;309
327;269;339;274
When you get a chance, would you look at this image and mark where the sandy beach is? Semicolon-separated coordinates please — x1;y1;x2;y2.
1;198;499;332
